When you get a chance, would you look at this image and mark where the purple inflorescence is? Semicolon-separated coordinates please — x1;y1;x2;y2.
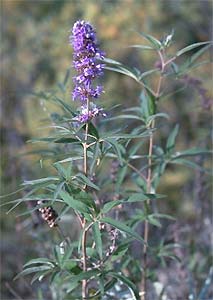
70;20;105;104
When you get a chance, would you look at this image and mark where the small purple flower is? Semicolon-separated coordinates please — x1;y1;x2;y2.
70;20;105;103
76;103;106;123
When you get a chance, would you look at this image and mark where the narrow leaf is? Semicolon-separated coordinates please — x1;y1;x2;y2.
14;266;52;280
93;222;103;260
176;41;212;57
101;217;144;243
109;272;140;300
166;124;179;153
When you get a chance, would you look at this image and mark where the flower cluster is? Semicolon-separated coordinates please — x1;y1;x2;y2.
76;103;106;123
37;200;58;228
70;20;105;123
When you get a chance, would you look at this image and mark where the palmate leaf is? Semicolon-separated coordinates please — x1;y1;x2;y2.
101;217;144;244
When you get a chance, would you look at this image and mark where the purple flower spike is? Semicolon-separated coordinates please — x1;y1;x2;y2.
70;20;105;103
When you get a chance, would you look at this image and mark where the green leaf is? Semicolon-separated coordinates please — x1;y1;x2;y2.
14;266;52;280
55;156;82;164
148;215;162;227
147;113;170;124
116;165;128;190
198;267;213;300
106;114;142;121
92;222;103;260
106;139;124;165
189;44;211;63
75;173;100;191
170;158;210;173
139;32;162;49
102;200;123;214
63;68;71;86
31;270;53;284
127;193;165;203
101;57;122;65
166;124;179;153
139;68;159;80
127;193;150;202
62;245;74;267
140;90;156;120
53;96;75;115
53;245;63;266
22;177;59;186
23;258;55;268
88;122;99;139
54;137;79;144
172;148;212;158
60;190;91;214
101;217;144;243
130;44;155;50
69;269;100;283
152;213;175;221
176;41;212;57
109;272;140;300
104;66;139;81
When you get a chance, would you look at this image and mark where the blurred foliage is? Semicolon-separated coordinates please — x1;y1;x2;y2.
1;0;212;299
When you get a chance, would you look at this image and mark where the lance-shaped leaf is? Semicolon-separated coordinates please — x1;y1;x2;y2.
75;173;100;191
59;190;91;214
14;265;52;280
139;32;162;49
101;217;144;243
166;124;179;153
109;271;140;300
176;41;212;57
92;222;103;260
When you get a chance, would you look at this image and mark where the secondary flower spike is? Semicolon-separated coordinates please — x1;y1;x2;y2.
70;20;105;103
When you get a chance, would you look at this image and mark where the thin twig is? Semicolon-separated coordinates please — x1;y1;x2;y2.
5;282;22;300
82;98;90;299
141;49;166;300
127;161;147;182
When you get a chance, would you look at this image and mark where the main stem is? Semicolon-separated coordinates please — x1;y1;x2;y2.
141;50;165;300
141;120;154;300
82;98;89;299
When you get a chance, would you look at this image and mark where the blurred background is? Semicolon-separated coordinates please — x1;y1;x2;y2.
1;0;212;299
